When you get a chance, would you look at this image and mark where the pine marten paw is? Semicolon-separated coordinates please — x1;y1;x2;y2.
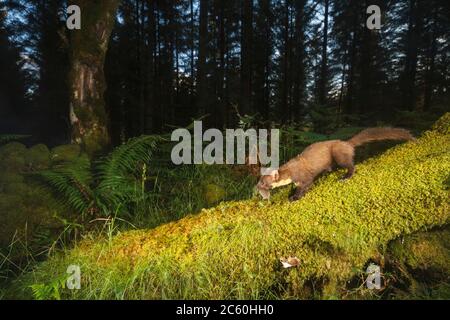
280;256;300;268
340;175;354;181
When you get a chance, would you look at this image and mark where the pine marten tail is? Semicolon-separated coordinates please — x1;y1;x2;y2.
347;127;415;147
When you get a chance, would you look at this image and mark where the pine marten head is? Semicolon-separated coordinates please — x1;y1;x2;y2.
256;170;279;200
257;169;294;199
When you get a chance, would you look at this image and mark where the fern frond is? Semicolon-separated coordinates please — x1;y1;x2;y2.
96;135;160;205
0;134;31;145
98;135;160;176
37;156;93;214
34;135;160;218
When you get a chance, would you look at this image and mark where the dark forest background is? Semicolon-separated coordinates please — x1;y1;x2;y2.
0;0;449;147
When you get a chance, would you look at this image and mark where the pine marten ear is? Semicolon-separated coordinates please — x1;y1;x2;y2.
270;169;279;181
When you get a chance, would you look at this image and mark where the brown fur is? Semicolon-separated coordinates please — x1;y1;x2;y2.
257;127;414;201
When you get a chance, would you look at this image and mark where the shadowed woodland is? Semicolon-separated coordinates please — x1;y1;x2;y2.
0;0;449;300
2;0;449;145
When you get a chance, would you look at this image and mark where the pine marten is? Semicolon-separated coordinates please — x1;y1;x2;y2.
257;127;415;201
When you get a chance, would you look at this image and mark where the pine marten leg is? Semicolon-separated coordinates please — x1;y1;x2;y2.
332;143;355;180
341;165;355;180
289;179;313;202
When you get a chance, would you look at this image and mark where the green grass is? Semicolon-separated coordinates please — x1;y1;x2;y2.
6;114;450;300
0;136;256;291
129;163;257;229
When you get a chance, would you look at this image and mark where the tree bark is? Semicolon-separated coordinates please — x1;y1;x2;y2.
423;7;437;111
401;0;423;111
254;0;272;120
317;0;329;105
240;0;253;115
197;0;208;117
292;0;306;118
280;0;291;121
217;0;226;128
69;0;120;156
145;0;156;133
345;11;359;114
190;0;195;83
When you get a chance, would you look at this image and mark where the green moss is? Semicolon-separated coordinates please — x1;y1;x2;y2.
50;145;81;163
0;142;68;259
0;142;27;157
26;144;50;170
3;182;28;195
204;183;226;205
431;112;450;135
385;227;450;299
0;173;24;186
0;194;27;245
82;129;109;157
0;142;27;172
7;115;450;300
0;154;26;172
0;182;62;250
388;228;450;274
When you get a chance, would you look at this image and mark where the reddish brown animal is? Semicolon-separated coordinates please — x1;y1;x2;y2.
257;127;414;201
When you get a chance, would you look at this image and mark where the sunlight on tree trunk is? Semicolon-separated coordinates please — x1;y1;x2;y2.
68;0;120;156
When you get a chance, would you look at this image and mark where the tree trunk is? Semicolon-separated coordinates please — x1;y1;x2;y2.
345;12;358;114
197;0;208;117
37;0;70;145
401;0;423;111
145;0;156;133
217;0;226;128
240;0;253;115
292;0;306;119
280;0;290;121
423;8;437;111
254;0;272;120
137;0;145;135
69;0;119;156
190;0;195;84
317;0;329;105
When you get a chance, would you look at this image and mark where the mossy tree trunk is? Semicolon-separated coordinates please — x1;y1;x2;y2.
69;0;120;156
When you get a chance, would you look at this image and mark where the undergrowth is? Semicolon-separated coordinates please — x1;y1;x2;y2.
6;113;449;300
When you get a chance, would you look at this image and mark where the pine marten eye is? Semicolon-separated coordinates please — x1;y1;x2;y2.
257;180;268;189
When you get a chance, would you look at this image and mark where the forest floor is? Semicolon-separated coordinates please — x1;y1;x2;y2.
3;113;449;300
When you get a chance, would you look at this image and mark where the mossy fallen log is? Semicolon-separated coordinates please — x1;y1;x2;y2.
8;114;450;299
0;142;86;263
385;226;450;300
